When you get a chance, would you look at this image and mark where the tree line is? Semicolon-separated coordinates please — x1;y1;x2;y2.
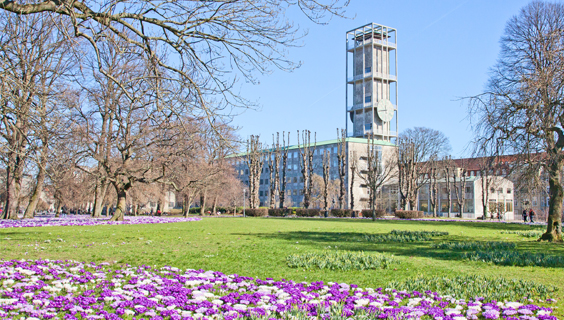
0;0;350;221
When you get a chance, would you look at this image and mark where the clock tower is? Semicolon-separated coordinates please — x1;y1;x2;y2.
346;23;397;142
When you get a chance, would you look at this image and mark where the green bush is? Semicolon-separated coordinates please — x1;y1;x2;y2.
360;209;386;218
395;210;424;219
387;275;557;301
463;250;564;267
390;230;449;236
432;241;516;251
244;208;268;217
295;208;320;217
500;230;543;238
268;208;288;217
330;209;353;217
286;250;397;271
364;230;448;243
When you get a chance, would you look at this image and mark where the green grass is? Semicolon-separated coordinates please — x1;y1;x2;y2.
1;217;563;313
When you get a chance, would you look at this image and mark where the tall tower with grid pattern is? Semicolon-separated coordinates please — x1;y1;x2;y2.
346;23;398;141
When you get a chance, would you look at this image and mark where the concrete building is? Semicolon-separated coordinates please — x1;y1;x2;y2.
414;176;515;220
346;23;398;141
232;138;396;209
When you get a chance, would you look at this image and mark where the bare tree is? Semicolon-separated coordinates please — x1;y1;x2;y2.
278;132;290;209
297;130;316;208
336;129;347;209
0;1;349;127
356;134;396;220
246;135;264;209
268;134;282;209
453;163;468;218
322;150;330;213
397;127;451;210
0;12;73;219
442;156;455;218
428;156;440;217
349;151;357;211
469;1;564;241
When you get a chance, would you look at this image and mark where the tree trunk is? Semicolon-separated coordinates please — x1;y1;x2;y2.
212;194;218;214
183;194;189;217
199;190;206;215
92;179;108;218
3;164;20;220
110;187;127;222
54;201;62;218
24;162;47;219
540;161;563;242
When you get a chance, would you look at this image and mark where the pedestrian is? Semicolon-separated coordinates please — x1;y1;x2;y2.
522;209;528;222
529;209;535;223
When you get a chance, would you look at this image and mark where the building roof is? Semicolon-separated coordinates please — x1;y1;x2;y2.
227;137;396;158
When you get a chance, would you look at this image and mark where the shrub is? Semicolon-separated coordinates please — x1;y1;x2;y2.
500;230;543;238
360;209;386;218
286;250;397;271
244;208;268;217
387;275;557;301
330;209;353;217
432;241;516;251
463;250;564;267
295;208;320;217
364;230;448;243
390;230;448;236
268;208;288;217
395;210;424;219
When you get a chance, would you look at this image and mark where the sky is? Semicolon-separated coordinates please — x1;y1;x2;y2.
229;0;537;157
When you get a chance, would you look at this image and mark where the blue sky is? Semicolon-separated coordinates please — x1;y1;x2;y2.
230;0;534;157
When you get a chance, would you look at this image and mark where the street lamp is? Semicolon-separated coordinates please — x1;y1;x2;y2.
243;189;246;217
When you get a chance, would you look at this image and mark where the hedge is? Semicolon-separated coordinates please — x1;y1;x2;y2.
330;209;354;217
295;208;321;217
244;208;268;217
360;209;386;218
268;208;288;217
395;210;424;219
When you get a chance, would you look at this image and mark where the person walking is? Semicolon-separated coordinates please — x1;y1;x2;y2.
522;209;528;222
529;209;535;223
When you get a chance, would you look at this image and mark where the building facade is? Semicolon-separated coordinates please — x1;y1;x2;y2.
232;138;397;209
414;177;515;220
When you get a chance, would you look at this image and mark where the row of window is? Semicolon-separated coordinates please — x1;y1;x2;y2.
259;189;303;197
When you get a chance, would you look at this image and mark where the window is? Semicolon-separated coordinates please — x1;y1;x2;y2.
490;188;495;194
245;169;249;175
365;95;372;103
365;66;371;73
260;179;263;185
464;199;474;213
265;179;269;185
293;164;297;170
488;199;497;212
507;188;512;194
441;202;449;212
259;191;263;197
465;187;471;193
505;200;513;212
293;177;297;183
419;200;428;212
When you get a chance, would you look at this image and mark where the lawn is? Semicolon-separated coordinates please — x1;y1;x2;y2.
1;216;563;317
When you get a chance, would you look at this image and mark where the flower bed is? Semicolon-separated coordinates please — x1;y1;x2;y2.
0;260;556;320
0;215;201;228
